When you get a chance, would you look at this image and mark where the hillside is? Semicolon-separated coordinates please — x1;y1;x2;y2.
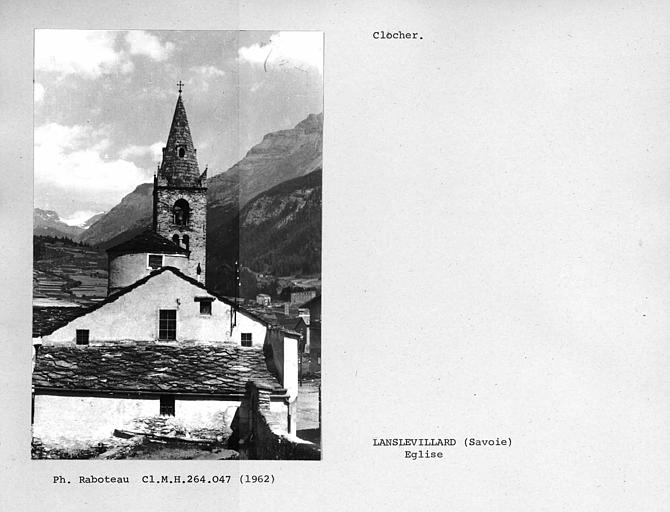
209;112;323;207
78;183;154;248
206;168;321;294
33;236;107;306
81;213;105;229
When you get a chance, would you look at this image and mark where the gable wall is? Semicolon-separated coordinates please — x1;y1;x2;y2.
266;330;300;401
40;271;267;346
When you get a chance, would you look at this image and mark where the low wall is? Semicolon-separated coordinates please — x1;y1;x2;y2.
33;393;239;448
230;381;320;460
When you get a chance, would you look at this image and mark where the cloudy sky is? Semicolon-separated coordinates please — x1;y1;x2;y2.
34;30;323;225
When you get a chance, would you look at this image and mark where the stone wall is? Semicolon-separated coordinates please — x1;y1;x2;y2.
154;187;207;281
230;381;319;460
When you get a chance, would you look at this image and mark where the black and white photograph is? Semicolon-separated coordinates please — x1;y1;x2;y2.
2;1;670;511
31;30;323;460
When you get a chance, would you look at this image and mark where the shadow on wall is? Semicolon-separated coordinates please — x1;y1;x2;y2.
229;381;320;461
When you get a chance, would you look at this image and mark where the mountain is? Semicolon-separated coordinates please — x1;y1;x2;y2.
81;213;105;229
33;209;84;239
78;113;323;252
209;112;323;207
206;169;321;296
78;183;153;248
239;168;321;275
206;113;322;278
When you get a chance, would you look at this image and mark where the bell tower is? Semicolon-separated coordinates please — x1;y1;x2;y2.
153;83;208;282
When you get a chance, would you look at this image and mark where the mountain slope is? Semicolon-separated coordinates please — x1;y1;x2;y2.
208;112;322;207
81;213;105;229
206;169;322;294
206;113;322;258
78;183;153;248
239;167;322;276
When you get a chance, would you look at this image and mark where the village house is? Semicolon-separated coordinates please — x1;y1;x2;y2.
301;295;321;374
32;89;303;454
289;288;317;305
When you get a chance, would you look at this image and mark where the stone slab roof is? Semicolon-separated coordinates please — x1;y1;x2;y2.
157;95;203;188
300;295;321;309
33;306;87;337
106;230;189;256
33;344;284;396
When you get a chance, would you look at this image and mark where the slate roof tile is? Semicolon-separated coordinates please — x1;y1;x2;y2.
33;344;283;396
106;230;188;256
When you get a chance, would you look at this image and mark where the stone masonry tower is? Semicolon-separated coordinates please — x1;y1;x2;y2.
153;86;207;282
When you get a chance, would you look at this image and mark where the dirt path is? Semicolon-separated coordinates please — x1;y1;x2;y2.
296;378;321;446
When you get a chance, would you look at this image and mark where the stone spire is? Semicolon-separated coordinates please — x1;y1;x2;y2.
157;93;203;188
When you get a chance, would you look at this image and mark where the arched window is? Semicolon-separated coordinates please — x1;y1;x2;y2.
172;234;180;246
172;199;190;226
178;146;185;158
182;234;190;251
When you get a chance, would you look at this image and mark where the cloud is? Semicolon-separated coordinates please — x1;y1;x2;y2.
35;30;132;79
35;123;150;203
184;66;226;93
34;83;45;103
125;31;175;61
238;31;323;74
119;142;163;161
191;65;225;77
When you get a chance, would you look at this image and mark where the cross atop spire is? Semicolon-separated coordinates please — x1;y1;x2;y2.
177;80;184;94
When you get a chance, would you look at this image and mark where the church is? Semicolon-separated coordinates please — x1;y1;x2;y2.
31;88;302;454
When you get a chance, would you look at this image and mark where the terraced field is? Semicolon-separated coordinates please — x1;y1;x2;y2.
33;238;108;306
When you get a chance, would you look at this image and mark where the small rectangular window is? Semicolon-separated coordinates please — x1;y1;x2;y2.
158;310;177;340
148;254;163;269
241;332;252;347
160;395;175;416
76;329;89;345
199;300;212;315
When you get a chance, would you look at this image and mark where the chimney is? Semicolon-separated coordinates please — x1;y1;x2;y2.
284;303;290;316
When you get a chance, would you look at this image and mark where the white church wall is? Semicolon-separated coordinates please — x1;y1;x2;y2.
40;270;267;345
108;253;190;293
33;394;243;447
33;394;158;445
175;399;241;431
